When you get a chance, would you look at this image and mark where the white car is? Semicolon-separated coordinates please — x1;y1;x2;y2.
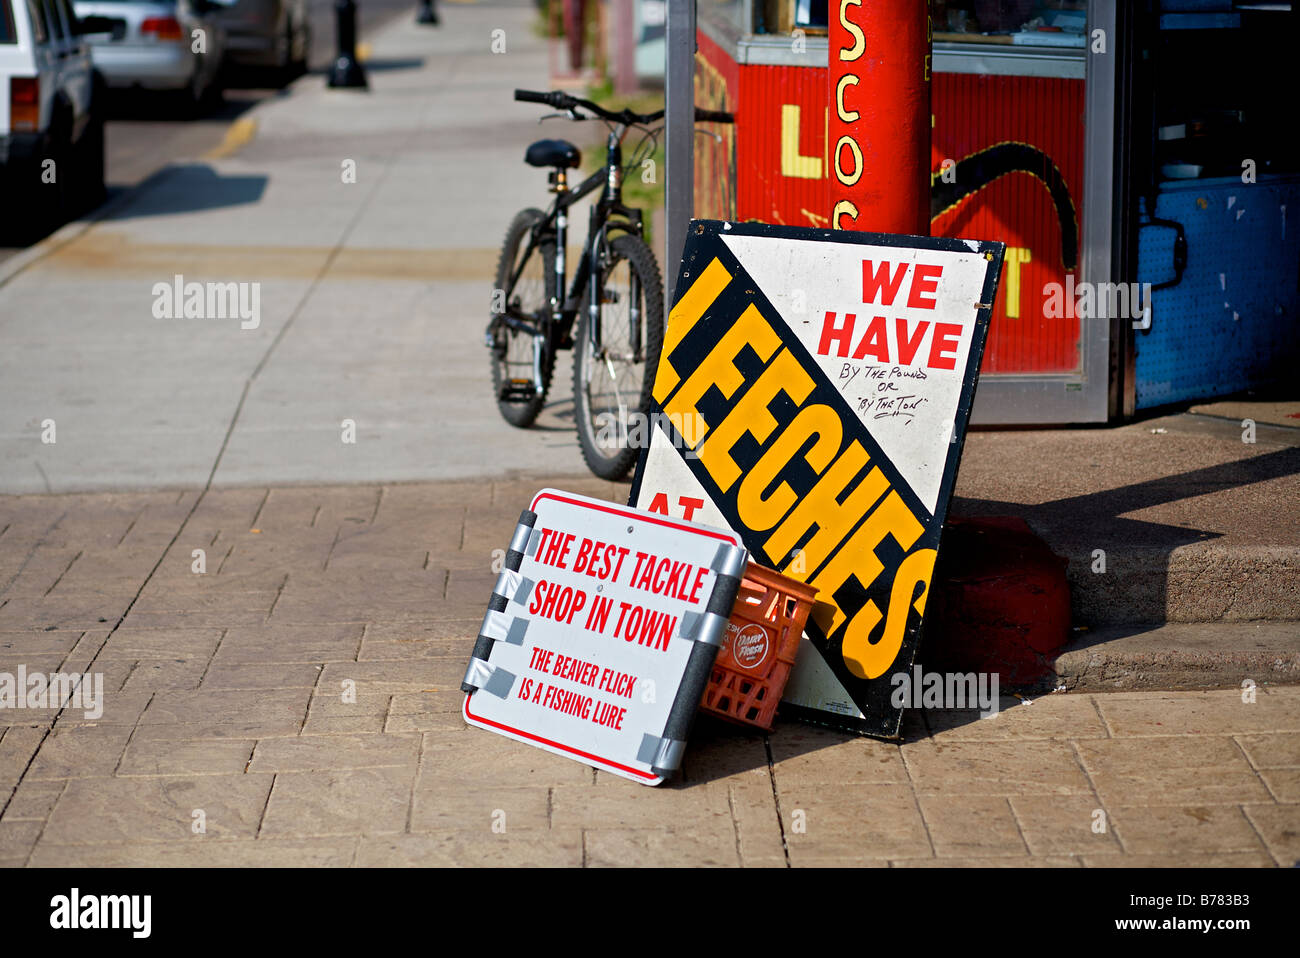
71;0;226;110
0;0;106;240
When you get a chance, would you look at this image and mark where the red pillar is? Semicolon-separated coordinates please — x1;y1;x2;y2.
828;0;931;235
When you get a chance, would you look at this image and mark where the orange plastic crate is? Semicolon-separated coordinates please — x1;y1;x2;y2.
699;562;818;731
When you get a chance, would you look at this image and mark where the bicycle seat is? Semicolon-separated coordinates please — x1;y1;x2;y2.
525;139;581;169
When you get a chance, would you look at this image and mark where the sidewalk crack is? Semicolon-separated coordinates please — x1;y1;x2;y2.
0;510;67;599
898;745;937;859
762;736;791;868
249;488;271;530
726;785;743;868
42;550;82;598
267;573;289;619
255;773;277;838
115;509;144;548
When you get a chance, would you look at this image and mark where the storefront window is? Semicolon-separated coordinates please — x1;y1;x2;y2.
755;0;1088;42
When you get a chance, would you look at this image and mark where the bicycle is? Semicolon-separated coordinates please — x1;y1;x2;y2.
486;87;734;480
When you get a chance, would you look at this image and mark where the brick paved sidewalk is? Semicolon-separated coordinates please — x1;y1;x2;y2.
1;478;1296;867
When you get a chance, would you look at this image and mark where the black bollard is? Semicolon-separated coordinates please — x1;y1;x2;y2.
328;0;368;89
416;0;439;25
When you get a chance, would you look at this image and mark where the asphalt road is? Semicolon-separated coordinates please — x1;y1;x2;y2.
0;0;421;267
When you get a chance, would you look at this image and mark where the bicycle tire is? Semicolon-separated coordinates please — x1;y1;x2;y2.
572;233;665;480
490;208;557;428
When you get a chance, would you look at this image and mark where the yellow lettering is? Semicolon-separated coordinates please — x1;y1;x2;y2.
737;403;842;534
835;74;859;123
833;135;863;187
654;257;732;404
661;304;781;449
838;0;865;61
764;440;888;572
832;199;859;230
808;491;924;640
841;548;936;680
698;348;815;493
781;105;823;179
1003;246;1032;319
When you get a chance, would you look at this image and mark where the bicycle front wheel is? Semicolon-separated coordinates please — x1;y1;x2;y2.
572;233;665;480
490;207;557;428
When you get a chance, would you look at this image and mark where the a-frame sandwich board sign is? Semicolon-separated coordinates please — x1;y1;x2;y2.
462;488;747;785
629;220;1004;738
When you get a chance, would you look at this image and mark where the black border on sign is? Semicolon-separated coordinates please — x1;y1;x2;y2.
463;488;744;783
629;219;1005;738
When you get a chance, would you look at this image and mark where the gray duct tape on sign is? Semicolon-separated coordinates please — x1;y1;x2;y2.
493;569;534;606
460;511;539;694
480;609;529;646
637;733;687;775
710;542;747;580
463;657;517;700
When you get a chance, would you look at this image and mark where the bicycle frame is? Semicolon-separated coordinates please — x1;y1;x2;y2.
501;125;647;364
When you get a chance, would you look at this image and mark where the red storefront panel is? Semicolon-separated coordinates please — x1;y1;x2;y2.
932;72;1084;374
693;43;1085;376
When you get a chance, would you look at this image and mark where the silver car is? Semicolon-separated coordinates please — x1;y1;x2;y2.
211;0;306;74
71;0;225;108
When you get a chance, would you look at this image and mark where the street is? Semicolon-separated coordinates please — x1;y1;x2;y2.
0;0;418;267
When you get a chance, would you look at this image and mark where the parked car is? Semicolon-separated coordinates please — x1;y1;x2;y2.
1;0;106;239
211;0;306;78
70;0;226;111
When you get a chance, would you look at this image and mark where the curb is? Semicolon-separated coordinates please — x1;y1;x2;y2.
1047;621;1300;692
0;40;334;291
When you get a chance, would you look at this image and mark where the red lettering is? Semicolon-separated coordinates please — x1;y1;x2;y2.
610;547;629;583
527;580;546;615
533;528;552;562
862;260;908;306
647;492;670;515
688;566;708;605
818;311;856;357
566;589;587;624
537;583;559;619
572;537;593;574
653;557;671;595
851;315;889;362
907;264;942;309
895;318;930;366
555;533;575;569
678;496;704;520
540;530;575;569
928;322;962;370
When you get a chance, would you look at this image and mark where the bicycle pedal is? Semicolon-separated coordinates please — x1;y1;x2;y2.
499;380;539;403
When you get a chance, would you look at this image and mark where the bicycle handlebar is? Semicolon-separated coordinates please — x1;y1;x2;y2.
693;108;735;124
513;88;734;126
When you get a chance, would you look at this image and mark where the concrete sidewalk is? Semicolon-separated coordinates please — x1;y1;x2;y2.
1;477;1297;867
0;0;591;494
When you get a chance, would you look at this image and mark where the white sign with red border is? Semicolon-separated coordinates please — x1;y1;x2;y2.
462;489;747;785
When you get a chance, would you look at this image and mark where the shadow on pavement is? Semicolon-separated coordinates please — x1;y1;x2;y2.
103;87;265;123
100;164;269;220
952;444;1300;621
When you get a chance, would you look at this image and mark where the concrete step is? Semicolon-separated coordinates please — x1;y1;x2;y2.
1046;621;1300;692
952;411;1300;625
